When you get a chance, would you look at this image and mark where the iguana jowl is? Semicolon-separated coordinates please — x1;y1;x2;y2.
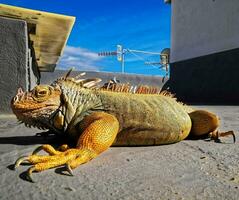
11;70;235;182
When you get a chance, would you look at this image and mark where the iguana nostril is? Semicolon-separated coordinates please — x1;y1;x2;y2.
13;95;18;102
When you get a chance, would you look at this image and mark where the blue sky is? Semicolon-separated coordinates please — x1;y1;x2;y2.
1;0;171;76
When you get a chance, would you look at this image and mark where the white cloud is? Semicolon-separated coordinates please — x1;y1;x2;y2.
57;45;102;71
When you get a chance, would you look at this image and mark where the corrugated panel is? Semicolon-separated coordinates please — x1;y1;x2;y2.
0;4;75;72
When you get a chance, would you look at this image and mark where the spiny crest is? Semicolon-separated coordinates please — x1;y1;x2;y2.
52;68;102;89
159;90;176;98
101;78;174;96
53;68;175;97
101;81;161;94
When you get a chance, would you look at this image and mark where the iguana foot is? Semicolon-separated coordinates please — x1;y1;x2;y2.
14;147;97;182
14;112;119;182
209;130;236;143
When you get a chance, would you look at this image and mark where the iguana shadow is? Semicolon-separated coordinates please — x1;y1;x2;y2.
0;131;70;146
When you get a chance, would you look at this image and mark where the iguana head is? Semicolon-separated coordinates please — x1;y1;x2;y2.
11;85;61;129
11;69;103;131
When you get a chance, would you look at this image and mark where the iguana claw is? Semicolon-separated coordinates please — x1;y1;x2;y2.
32;146;43;155
26;166;36;182
14;156;29;169
65;164;74;176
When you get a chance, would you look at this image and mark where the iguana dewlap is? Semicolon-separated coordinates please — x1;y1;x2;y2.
11;70;234;182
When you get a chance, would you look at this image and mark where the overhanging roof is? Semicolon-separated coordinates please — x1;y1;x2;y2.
0;4;75;72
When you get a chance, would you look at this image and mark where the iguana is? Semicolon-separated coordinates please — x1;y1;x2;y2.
11;69;235;182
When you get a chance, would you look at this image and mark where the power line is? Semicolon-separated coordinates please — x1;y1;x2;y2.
126;49;159;70
126;49;161;55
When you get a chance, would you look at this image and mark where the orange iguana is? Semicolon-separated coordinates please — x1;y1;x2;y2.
11;69;235;182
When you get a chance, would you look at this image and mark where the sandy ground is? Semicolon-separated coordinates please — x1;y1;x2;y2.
0;106;238;200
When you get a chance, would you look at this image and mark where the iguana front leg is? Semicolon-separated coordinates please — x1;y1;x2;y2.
14;112;119;182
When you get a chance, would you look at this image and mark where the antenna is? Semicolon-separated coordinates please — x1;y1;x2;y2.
98;45;170;75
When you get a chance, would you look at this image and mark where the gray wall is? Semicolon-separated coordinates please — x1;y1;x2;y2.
0;17;39;113
171;0;239;63
41;70;167;88
0;17;28;113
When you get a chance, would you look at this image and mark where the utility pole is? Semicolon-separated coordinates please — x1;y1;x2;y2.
117;45;125;73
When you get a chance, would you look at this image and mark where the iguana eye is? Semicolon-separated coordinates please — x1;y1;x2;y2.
33;86;51;98
36;89;49;97
38;90;47;95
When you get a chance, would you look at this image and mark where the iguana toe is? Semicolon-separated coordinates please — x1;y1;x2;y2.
209;130;236;143
32;144;59;155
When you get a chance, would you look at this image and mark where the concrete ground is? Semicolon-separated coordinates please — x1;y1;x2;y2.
0;106;238;200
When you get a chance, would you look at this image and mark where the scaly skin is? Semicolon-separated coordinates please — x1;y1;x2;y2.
11;71;234;182
99;90;191;146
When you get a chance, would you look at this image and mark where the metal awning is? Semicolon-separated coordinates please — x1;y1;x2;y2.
0;4;75;72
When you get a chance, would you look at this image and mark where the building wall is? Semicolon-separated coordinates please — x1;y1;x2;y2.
164;48;239;104
0;17;39;113
165;0;239;104
171;0;239;63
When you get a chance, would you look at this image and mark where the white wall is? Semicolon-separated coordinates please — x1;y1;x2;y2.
171;0;239;63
